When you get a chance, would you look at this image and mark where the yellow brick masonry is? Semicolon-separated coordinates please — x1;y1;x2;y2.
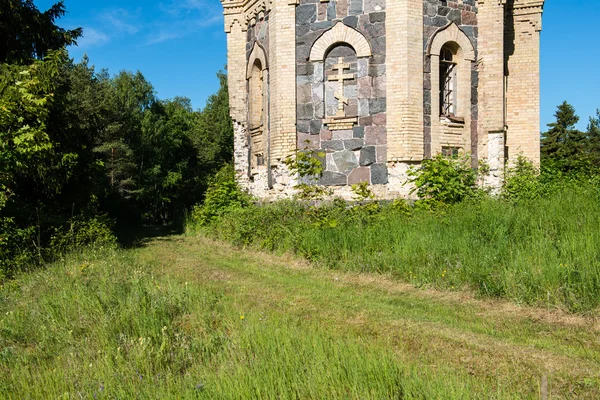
476;0;505;159
505;0;544;164
225;18;247;124
386;0;424;162
268;0;297;161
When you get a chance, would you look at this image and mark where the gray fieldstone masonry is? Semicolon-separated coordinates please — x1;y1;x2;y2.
296;0;387;188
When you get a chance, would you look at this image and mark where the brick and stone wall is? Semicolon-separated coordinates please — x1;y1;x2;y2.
295;0;388;187
246;15;269;60
423;0;479;160
220;0;544;201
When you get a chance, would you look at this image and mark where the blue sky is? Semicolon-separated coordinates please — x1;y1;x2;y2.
35;0;599;130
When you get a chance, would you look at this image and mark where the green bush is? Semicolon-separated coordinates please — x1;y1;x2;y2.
189;164;252;227
1;213;116;280
502;155;543;201
49;214;116;256
407;154;484;207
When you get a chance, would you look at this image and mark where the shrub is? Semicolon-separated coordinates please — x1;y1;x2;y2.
407;154;482;207
282;148;329;201
502;155;542;201
190;164;252;227
49;214;116;256
1;213;116;280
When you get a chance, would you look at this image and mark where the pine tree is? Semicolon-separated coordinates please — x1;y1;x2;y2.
586;109;600;166
541;101;586;170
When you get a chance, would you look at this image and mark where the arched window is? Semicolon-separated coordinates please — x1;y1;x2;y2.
246;42;268;170
426;23;475;157
439;45;457;117
249;59;264;129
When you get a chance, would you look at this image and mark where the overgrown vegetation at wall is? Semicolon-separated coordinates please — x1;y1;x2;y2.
190;152;600;312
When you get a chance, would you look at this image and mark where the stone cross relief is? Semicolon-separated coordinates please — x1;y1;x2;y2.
324;57;358;131
328;57;354;118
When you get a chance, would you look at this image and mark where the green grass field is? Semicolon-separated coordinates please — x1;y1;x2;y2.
196;186;600;312
1;235;599;398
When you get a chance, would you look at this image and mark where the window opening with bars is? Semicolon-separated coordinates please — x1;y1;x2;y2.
439;47;457;117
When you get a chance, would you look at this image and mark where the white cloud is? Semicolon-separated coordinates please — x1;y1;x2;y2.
77;27;110;48
145;2;222;45
102;8;140;34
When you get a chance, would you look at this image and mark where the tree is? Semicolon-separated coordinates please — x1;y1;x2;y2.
587;109;600;166
192;71;233;171
541;101;587;170
0;0;82;64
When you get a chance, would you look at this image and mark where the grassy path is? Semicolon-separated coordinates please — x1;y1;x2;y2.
2;234;600;398
138;235;600;398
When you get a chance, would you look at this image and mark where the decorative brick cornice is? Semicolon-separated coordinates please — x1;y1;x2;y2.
221;0;299;33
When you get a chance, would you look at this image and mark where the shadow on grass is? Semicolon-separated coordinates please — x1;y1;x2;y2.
116;223;183;249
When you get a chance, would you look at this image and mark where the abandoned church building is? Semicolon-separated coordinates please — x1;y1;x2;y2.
220;0;545;199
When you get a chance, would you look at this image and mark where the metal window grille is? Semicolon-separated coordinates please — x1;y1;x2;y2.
439;48;457;116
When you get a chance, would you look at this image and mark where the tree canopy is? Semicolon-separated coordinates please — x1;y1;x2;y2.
0;0;82;64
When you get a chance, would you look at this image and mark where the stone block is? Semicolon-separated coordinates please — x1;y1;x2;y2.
372;112;386;126
349;0;362;15
343;15;358;28
326;153;337;171
327;0;336;20
369;11;385;23
358;76;372;98
297;63;314;76
369;97;386;114
297;84;312;104
363;23;385;39
363;0;384;13
314;63;324;82
344;99;358;116
333;149;359;172
297;103;314;120
296;25;310;37
310;120;323;134
364;125;386;145
297;120;310;133
353;126;365;138
348;167;370;185
370;163;388;184
296;4;317;25
369;64;385;77
359;146;376;166
375;145;386;163
370;36;386;55
312;21;334;31
321;128;332;141
322;140;344;152
336;0;348;18
359;116;373;126
332;129;354;140
343;84;357;99
320;171;347;186
298;133;319;149
358;98;370;116
373;76;386;97
344;138;363;151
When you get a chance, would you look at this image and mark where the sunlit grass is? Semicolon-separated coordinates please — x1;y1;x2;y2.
195;186;600;312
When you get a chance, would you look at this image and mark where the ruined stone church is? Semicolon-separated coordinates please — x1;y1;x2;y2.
220;0;545;199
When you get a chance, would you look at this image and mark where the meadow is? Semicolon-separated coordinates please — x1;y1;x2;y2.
1;235;599;398
192;179;600;313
